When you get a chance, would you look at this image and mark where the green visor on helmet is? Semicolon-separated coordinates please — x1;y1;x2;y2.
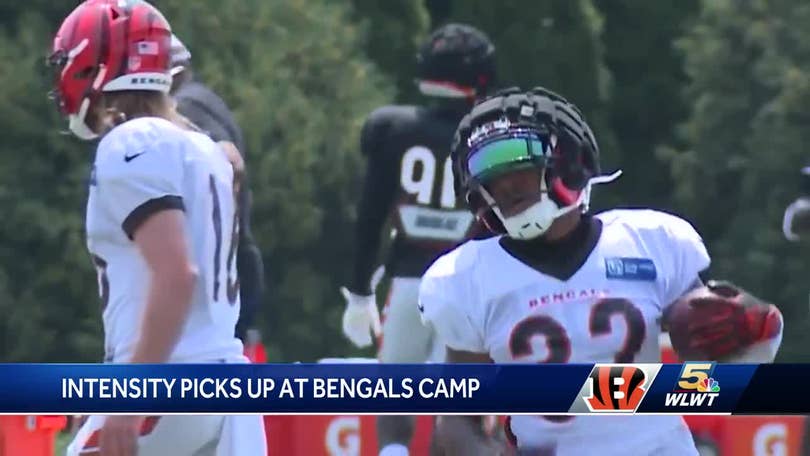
466;131;550;184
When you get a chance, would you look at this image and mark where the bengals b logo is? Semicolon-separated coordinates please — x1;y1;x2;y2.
584;365;647;412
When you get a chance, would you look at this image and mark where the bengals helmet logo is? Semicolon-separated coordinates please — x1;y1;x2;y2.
584;365;647;412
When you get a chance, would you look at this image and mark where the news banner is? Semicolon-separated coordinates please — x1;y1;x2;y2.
0;363;804;415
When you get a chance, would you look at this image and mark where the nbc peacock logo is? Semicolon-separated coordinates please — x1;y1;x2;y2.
697;377;720;393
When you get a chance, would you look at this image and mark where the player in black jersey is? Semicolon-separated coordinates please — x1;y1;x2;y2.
340;24;497;456
783;166;810;241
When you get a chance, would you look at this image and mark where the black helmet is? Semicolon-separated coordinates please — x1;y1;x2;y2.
416;23;496;99
451;87;606;238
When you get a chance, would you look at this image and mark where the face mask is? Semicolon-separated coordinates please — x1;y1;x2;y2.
479;170;622;240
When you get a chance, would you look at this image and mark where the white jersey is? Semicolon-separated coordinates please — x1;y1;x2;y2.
86;117;243;363
419;209;710;453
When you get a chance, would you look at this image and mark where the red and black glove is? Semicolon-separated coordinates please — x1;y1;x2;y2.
685;281;782;360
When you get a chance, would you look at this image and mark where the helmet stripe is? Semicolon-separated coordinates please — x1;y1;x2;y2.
115;8;131;80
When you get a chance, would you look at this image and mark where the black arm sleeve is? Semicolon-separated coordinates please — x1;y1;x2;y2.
235;186;266;340
347;116;399;295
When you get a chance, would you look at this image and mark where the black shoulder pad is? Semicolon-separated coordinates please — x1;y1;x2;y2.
360;105;416;156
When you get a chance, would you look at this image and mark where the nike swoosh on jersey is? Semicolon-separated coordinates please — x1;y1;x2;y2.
124;151;145;162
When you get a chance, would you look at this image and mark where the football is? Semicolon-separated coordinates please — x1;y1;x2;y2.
666;282;779;362
665;284;738;361
666;286;706;360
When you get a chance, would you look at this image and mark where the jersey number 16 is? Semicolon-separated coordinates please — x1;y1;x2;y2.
209;174;240;306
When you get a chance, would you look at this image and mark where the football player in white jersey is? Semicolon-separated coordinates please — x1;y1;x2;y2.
419;87;784;455
49;1;266;455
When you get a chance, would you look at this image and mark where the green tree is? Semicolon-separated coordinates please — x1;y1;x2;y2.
663;0;810;360
597;0;699;209
0;11;102;362
0;1;71;32
425;0;452;28
349;0;430;103
439;0;619;207
446;0;608;115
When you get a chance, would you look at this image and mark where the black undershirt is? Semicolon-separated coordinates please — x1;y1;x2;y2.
499;214;603;281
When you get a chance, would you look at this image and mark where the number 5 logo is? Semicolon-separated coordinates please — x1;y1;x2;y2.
676;362;715;391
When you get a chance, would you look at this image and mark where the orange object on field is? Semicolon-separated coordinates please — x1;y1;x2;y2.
264;415;434;456
718;415;805;456
244;329;268;364
0;415;67;456
244;341;267;364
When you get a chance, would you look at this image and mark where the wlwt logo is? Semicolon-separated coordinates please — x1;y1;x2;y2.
665;362;720;408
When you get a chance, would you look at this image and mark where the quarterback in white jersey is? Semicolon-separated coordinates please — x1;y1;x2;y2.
419;87;784;455
50;1;265;455
89;115;243;364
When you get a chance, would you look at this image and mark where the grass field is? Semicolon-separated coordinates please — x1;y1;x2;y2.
55;431;71;455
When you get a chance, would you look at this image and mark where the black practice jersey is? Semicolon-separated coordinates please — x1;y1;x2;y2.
348;104;486;294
